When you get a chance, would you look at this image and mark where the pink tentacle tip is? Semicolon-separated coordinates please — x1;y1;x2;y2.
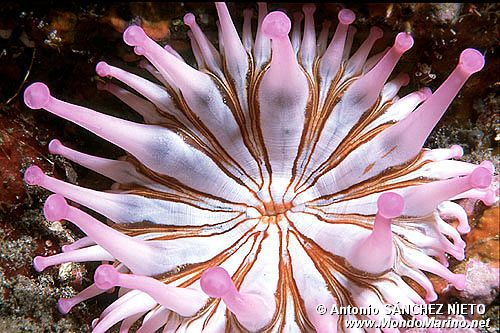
57;298;73;315
200;266;233;298
48;139;63;155
479;160;495;173
452;274;466;291
183;13;196;26
61;244;71;253
24;165;44;185
94;264;119;290
417;87;433;100
96;81;109;91
24;82;51;109
457;224;471;235
338;9;355;25
399;73;410;86
302;4;316;14
394;32;414;53
458;48;485;74
262;11;291;39
244;8;253;18
450;144;464;159
377;192;405;219
425;291;438;303
134;46;146;56
123;25;147;47
44;194;70;221
293;12;304;22
164;44;175;53
33;256;46;272
481;189;496;206
95;61;111;77
469;167;492;189
370;26;383;39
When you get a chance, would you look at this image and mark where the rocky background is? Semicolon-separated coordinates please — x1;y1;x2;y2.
0;2;498;332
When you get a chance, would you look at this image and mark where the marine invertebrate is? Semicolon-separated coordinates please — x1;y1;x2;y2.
22;2;497;332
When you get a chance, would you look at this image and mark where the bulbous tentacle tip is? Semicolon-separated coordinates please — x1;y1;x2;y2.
123;25;147;47
302;4;316;14
459;48;485;74
449;144;464;159
57;298;73;315
94;264;119;290
338;9;356;25
293;12;304;22
95;61;111;77
455;250;466;261
457;224;471;234
44;194;69;221
452;273;466;291
48;139;62;155
377;192;405;219
61;244;71;253
469;167;492;189
183;12;196;26
479;160;495;173
24;165;44;185
243;8;253;17
200;266;233;298
425;291;438;303
134;46;146;56
370;26;383;39
262;11;291;39
33;256;46;272
24;82;51;109
95;81;109;91
398;73;411;86
481;189;496;206
394;32;414;53
417;87;433;99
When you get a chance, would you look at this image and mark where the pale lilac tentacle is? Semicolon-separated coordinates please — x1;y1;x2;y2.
183;13;222;74
58;283;108;315
188;31;206;70
300;4;316;74
258;11;309;201
291;12;304;54
39;194;172;276
136;307;169;333
200;266;274;332
254;2;270;68
62;236;95;253
33;245;112;272
319;9;356;87
438;201;470;234
94;265;207;316
92;291;157;333
242;9;254;52
316;20;331;56
345;26;383;77
347;192;404;273
342;26;357;61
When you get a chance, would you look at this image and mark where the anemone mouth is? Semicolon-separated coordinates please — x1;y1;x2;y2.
24;2;495;333
261;201;293;216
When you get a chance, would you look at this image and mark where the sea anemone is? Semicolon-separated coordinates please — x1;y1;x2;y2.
23;2;496;332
